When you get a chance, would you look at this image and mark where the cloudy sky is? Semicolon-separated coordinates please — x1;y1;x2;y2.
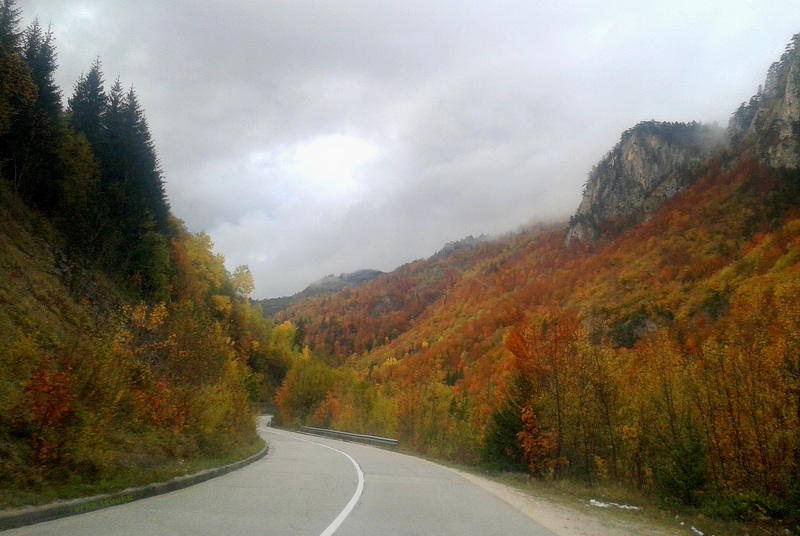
16;0;800;298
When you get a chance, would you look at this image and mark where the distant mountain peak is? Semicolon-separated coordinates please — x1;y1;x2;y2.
429;234;488;260
303;270;387;294
253;269;385;316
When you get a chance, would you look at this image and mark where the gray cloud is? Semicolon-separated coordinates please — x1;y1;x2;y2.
17;0;800;297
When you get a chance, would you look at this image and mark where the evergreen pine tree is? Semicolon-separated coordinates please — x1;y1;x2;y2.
0;0;21;54
121;85;169;234
22;19;61;121
0;0;37;197
99;79;169;237
68;57;106;148
9;18;64;209
119;85;172;299
100;77;126;210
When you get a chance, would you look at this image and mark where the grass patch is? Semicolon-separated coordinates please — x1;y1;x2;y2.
0;435;265;510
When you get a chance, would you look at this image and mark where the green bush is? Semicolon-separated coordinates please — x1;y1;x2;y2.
703;491;790;522
655;436;708;506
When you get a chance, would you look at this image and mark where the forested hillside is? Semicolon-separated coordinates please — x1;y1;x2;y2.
272;35;800;522
253;269;386;316
0;1;295;505
4;0;800;526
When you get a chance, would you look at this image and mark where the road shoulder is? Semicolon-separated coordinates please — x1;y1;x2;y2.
445;467;683;536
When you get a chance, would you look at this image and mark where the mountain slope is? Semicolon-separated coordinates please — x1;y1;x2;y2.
255;269;386;316
0;3;295;507
272;34;800;518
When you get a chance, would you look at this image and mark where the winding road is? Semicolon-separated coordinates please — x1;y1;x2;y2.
4;418;557;535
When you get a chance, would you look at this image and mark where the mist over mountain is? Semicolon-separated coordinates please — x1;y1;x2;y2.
254;269;386;316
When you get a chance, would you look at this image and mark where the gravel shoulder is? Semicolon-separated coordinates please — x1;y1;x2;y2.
446;467;685;536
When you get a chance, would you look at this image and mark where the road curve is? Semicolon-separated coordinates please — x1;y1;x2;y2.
4;418;557;535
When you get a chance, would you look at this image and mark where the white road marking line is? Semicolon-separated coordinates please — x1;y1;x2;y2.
264;428;365;536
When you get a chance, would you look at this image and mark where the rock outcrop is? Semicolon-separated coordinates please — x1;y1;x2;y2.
567;34;800;244
566;121;724;242
729;34;800;169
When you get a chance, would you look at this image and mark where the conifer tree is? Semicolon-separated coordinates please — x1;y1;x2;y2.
22;19;60;122
68;58;106;148
99;80;170;237
0;0;21;54
120;85;170;234
100;77;126;207
9;18;64;208
85;76;173;298
0;0;37;197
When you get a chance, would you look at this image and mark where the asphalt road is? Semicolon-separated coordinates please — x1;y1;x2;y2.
4;419;557;535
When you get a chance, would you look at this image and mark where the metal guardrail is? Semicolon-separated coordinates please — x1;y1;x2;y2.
299;426;399;449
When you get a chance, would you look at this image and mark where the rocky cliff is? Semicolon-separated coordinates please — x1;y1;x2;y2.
566;33;800;243
729;34;800;169
566;121;724;242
